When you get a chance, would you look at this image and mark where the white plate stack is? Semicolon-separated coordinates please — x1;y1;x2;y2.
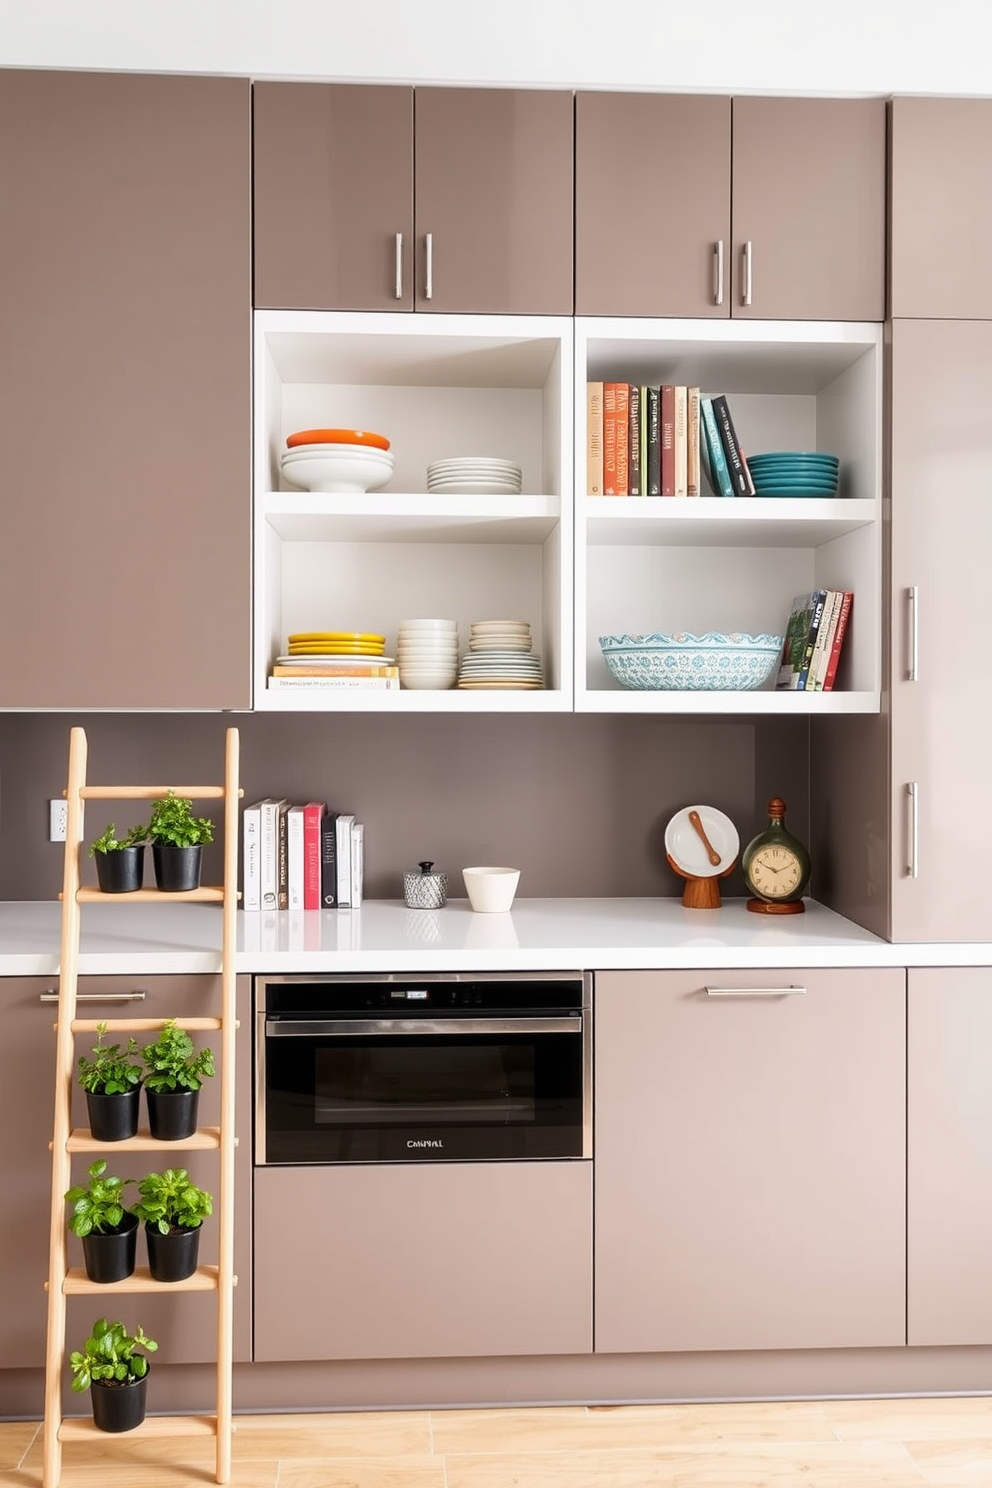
426;457;522;496
396;618;459;690
457;620;545;690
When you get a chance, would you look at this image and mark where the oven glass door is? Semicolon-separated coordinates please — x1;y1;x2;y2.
261;1016;585;1163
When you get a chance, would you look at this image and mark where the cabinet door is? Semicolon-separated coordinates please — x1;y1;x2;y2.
890;98;992;319
575;92;731;318
0;70;251;709
253;82;415;311
254;1162;592;1360
413;88;573;315
594;968;905;1353
889;320;992;941
731;97;886;322
908;968;992;1345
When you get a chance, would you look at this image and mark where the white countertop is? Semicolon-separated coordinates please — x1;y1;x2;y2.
1;899;990;976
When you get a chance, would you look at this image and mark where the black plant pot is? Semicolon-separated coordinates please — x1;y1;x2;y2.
145;1087;200;1141
152;843;202;893
145;1221;201;1282
94;845;145;894
90;1370;149;1433
85;1086;141;1142
80;1212;138;1284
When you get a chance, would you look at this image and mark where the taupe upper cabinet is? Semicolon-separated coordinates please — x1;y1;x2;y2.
575;93;885;322
889;98;992;319
889;319;992;942
0;69;252;710
253;84;574;315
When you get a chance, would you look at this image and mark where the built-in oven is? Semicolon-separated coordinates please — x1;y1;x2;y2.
256;971;591;1164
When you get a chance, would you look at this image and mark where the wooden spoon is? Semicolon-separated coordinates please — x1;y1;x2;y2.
688;809;722;867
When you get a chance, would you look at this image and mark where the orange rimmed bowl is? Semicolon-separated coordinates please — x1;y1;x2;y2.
286;428;391;452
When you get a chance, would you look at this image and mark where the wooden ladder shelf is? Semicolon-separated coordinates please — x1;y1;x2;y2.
42;726;241;1487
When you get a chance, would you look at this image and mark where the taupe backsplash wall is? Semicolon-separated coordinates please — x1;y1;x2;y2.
0;713;809;903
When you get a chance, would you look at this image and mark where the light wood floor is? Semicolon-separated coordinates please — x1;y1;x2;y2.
3;1396;992;1487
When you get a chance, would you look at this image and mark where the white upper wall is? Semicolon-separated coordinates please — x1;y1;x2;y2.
0;0;988;95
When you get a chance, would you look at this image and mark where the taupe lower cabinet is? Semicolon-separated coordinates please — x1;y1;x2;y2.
253;1162;592;1360
594;968;905;1353
0;69;252;710
253;83;574;315
889;97;992;319
0;975;252;1383
889;320;992;941
575;93;885;322
908;968;992;1346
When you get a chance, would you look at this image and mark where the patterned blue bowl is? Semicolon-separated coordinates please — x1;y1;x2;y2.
599;632;784;691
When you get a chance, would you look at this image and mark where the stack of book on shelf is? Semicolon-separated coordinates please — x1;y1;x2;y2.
243;799;365;911
586;383;754;498
268;631;399;692
776;590;853;692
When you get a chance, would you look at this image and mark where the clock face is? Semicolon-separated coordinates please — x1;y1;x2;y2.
747;844;803;899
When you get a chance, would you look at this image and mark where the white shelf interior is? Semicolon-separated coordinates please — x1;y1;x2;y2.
573;318;882;711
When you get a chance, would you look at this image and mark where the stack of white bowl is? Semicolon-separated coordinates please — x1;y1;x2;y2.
426;457;522;496
396;618;459;690
280;429;394;494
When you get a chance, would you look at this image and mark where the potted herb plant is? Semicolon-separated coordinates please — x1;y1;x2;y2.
77;1021;143;1142
87;821;148;894
141;1018;215;1139
70;1316;157;1433
132;1167;213;1282
64;1159;138;1284
147;789;214;892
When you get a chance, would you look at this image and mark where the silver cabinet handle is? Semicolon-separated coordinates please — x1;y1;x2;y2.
424;232;433;301
394;232;403;300
712;240;724;306
907;781;919;879
39;990;147;1003
741;241;753;306
705;986;806;997
906;585;919;682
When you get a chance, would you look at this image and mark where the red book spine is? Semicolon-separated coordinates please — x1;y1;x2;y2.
660;385;675;496
614;382;630;495
302;801;325;911
822;592;854;692
603;382;619;495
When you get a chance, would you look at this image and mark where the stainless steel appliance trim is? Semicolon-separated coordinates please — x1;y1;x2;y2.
266;1017;582;1037
258;971;585;995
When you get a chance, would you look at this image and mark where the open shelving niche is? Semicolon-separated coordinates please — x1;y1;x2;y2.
253;310;574;712
573;317;883;714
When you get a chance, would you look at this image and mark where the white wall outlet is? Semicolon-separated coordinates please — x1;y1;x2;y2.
49;798;68;842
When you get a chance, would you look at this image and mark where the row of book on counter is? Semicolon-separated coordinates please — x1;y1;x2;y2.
776;590;853;692
243;799;364;911
587;381;756;498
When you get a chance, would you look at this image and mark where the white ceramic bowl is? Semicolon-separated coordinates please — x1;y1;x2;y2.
598;632;784;691
462;866;521;913
280;449;394;494
399;670;457;690
398;618;458;632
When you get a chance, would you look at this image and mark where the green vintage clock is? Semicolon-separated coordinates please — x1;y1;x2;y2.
741;797;811;914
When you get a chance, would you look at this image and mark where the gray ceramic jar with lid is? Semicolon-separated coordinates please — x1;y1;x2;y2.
403;861;448;909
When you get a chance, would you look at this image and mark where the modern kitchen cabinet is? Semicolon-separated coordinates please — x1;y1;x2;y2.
594;967;905;1353
575;94;885;322
0;68;252;711
253;1161;592;1361
889;97;992;320
253;83;573;316
0;975;252;1387
888;319;992;941
908;967;992;1346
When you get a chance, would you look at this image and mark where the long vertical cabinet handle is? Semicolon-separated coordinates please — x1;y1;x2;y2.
906;585;920;682
741;241;753;307
712;240;724;305
906;781;920;878
424;232;433;301
394;233;403;300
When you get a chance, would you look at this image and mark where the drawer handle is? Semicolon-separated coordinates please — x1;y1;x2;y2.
907;781;919;879
394;232;403;300
712;240;724;306
39;991;147;1003
705;986;806;997
741;240;753;307
906;585;919;682
424;232;433;301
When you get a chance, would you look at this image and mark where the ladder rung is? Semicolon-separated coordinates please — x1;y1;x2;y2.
74;886;226;904
79;785;227;800
70;1018;224;1034
64;1265;227;1295
65;1126;222;1153
59;1412;222;1442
